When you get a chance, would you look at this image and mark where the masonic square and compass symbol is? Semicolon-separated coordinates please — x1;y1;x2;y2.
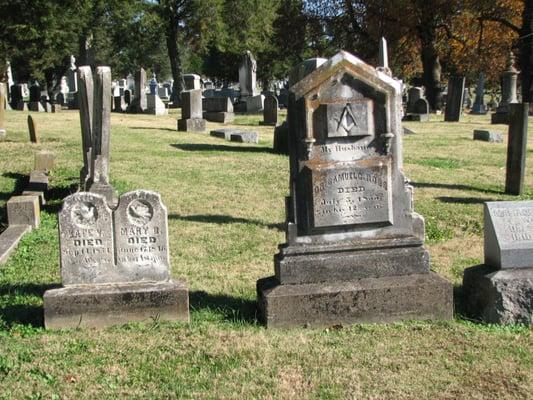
334;103;357;135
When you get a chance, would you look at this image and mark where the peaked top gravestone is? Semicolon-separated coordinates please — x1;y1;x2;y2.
239;51;258;97
257;51;452;328
261;94;279;126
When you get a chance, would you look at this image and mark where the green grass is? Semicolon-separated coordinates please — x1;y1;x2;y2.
0;109;531;399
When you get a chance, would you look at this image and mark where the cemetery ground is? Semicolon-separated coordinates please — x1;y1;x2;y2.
0;109;532;399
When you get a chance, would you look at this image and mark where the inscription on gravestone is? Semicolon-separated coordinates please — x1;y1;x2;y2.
59;192;115;285
485;201;533;269
114;190;170;281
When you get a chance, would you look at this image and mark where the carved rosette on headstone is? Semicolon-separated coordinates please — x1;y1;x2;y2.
463;201;533;325
256;51;453;328
44;190;189;329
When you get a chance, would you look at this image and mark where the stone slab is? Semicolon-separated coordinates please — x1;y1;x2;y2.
43;279;189;329
230;131;259;144
491;112;509;125
27;170;49;192
204;111;234;123
275;245;429;284
7;195;40;228
0;225;31;265
462;264;533;324
484;201;533;269
34;150;55;172
473;130;503;143
177;118;206;132
257;272;453;328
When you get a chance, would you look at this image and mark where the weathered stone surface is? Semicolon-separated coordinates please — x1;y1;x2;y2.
413;98;429;115
203;97;233;113
257;50;452;328
77;66;94;189
403;127;416;135
473;129;503;143
505;103;528;195
178;90;205;132
288;58;327;87
0;225;31;265
43;279;189;328
204;111;234;123
34;150;55;172
258;273;453;328
261;94;279;126
273;121;289;154
114;190;170;282
463;264;533;324
444;76;465;122
210;128;258;143
7;195;40;228
26;170;49;193
491;54;519;125
146;94;168;115
245;94;264;112
239;51;258;97
27;115;39;143
59;192;115;285
484;201;533;269
177;118;206;132
406;87;423;114
183;74;201;91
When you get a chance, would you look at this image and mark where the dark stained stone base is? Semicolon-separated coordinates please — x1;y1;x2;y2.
462;264;533;325
177;118;206;132
44;279;189;329
275;244;429;284
204;111;234;123
491;112;509;124
402;113;429;122
257;272;453;328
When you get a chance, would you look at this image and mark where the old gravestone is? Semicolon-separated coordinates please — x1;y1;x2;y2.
444;76;465;122
78;66;94;189
463;201;533;324
183;74;201;91
28;83;45;112
505;103;529;195
492;53;519;125
178;89;206;132
256;51;453;328
0;83;5;138
260;94;279;126
470;72;487;115
239;51;258;98
27;115;39;143
10;84;25;110
85;66;118;207
43;191;189;328
203;97;234;123
128;68;147;113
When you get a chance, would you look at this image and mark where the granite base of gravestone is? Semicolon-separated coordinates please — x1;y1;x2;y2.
43;191;189;329
257;51;453;328
462;201;533;324
473;130;503;143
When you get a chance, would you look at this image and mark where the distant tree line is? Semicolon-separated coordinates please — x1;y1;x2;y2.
0;0;529;107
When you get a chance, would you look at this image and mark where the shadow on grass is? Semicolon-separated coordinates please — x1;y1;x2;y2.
42;183;78;214
130;127;177;132
171;143;273;154
412;181;502;195
189;290;258;324
169;214;284;231
436;196;497;205
0;283;60;328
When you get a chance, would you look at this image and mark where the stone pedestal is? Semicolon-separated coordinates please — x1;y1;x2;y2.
204;111;234;123
463;265;532;324
178;118;206;132
44;280;189;329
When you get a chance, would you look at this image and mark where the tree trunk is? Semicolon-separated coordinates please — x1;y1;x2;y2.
418;24;443;110
520;0;533;102
166;15;183;104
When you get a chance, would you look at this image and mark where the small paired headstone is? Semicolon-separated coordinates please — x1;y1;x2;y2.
7;195;40;228
260;94;279;125
444;76;465;122
178;89;206;132
43;191;189;328
463;201;533;324
473;129;503;143
27;115;39;143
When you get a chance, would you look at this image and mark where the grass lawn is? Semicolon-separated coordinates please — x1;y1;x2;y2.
0;108;531;399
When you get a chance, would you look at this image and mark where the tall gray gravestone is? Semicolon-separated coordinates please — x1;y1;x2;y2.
78;66;94;189
260;94;279;126
463;201;533;324
256;51;453;328
471;72;487;115
178;89;206;132
444;76;465;122
10;84;25;110
505;103;529;195
43;190;189;328
492;53;519;124
86;66;118;207
128;68;147;113
0;83;5;138
239;51;258;98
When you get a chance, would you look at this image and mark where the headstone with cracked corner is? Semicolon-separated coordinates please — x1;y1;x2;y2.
7;195;40;229
178;90;205;132
463;201;533;325
86;66;118;208
256;51;453;328
27;115;39;143
43;191;189;329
